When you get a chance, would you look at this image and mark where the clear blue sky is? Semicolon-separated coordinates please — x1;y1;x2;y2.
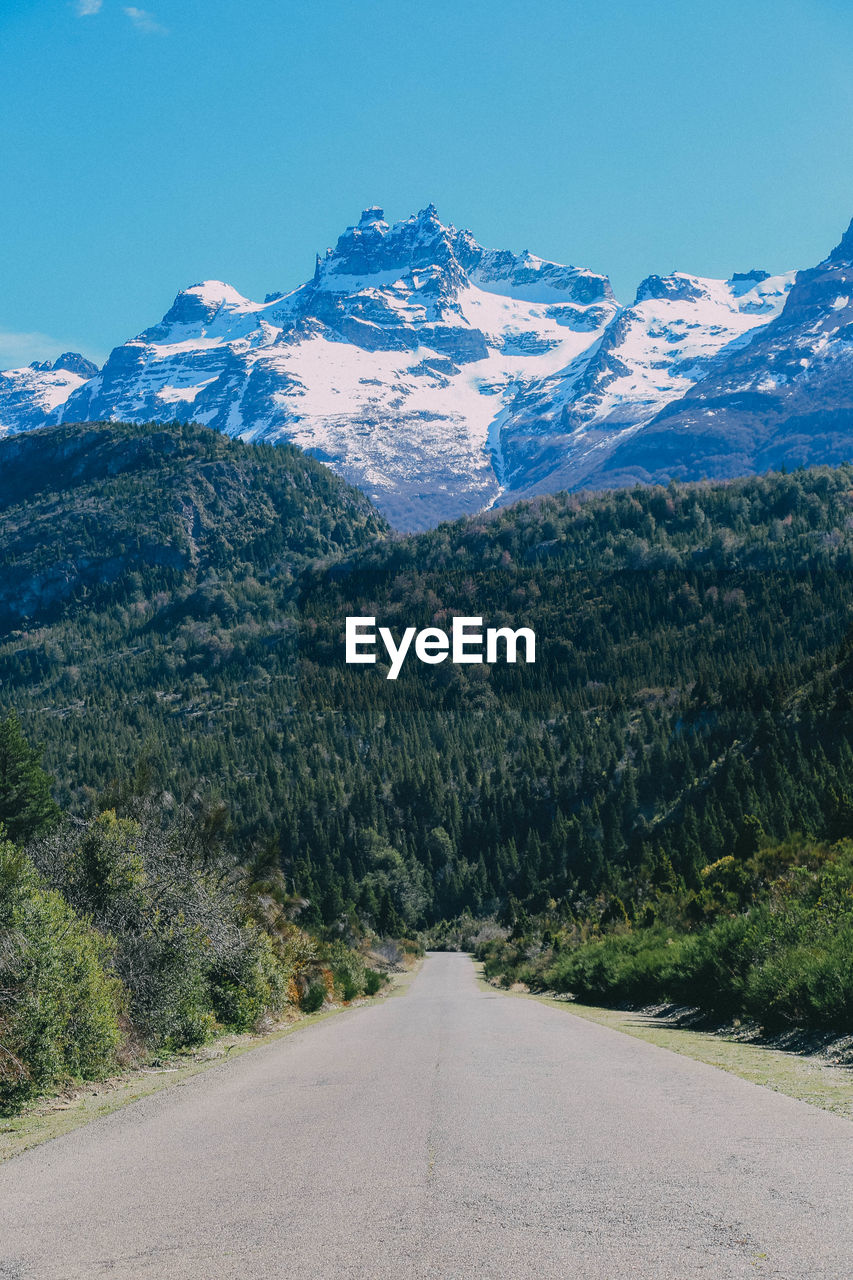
3;0;853;368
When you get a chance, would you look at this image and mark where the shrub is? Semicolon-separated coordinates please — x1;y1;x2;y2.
322;940;366;1002
145;959;217;1050
502;842;853;1033
363;968;384;996
211;932;291;1031
670;915;755;1016
337;971;360;1001
28;805;267;1051
0;840;123;1111
544;928;691;1007
301;981;327;1013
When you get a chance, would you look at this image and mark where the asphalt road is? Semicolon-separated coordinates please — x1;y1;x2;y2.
2;952;851;1279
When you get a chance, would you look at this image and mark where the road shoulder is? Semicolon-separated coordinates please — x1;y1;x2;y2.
475;964;853;1121
0;961;421;1164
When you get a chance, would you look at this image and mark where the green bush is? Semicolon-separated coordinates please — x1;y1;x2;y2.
671;914;756;1017
141;952;217;1051
301;981;327;1013
0;840;123;1111
544;928;692;1007
322;940;367;1002
29;805;284;1052
363;968;384;996
739;886;853;1029
674;872;853;1030
211;932;291;1031
337;971;360;1001
744;936;853;1030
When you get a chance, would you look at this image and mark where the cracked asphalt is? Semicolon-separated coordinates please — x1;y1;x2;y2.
1;952;851;1278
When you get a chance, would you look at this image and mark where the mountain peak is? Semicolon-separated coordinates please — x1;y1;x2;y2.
29;352;98;379
828;216;853;264
52;352;99;378
157;281;253;330
357;206;388;229
634;274;705;304
315;204;473;289
730;270;771;284
181;280;250;309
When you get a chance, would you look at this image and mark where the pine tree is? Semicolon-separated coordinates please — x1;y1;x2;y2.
0;711;59;844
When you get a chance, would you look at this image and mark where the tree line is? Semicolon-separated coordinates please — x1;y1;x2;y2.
4;424;853;1018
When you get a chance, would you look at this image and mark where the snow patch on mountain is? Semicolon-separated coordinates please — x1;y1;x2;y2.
496;269;795;498
57;206;620;526
0;354;98;437
10;205;853;527
573;219;853;490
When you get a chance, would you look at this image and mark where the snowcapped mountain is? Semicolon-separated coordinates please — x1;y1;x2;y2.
580;219;853;490
0;353;98;439
57;206;618;527
497;268;794;498
4;206;853;526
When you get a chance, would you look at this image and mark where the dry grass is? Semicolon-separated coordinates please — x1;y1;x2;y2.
476;965;853;1120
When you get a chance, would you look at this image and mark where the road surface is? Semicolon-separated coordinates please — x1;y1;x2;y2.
1;953;851;1278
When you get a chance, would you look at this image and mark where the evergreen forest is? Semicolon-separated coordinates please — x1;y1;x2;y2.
3;420;853;1053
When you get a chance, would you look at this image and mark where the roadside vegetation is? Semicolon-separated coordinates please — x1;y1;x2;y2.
5;424;853;1060
476;830;853;1034
0;712;396;1116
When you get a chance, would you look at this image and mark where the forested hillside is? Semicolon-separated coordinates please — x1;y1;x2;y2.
0;710;391;1115
0;420;386;632
4;422;853;948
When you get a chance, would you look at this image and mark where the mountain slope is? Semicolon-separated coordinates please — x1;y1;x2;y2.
0;420;386;631
585;219;853;487
497;268;794;496
0;354;98;437
4;425;853;932
57;207;619;528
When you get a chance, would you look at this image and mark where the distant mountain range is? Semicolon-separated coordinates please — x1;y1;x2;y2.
3;206;853;528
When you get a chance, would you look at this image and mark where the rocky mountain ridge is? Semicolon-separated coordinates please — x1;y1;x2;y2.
580;219;853;490
3;207;853;527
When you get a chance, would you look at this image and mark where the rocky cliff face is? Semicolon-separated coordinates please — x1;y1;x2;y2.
53;206;619;527
576;221;853;490
0;354;98;439
3;208;853;525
